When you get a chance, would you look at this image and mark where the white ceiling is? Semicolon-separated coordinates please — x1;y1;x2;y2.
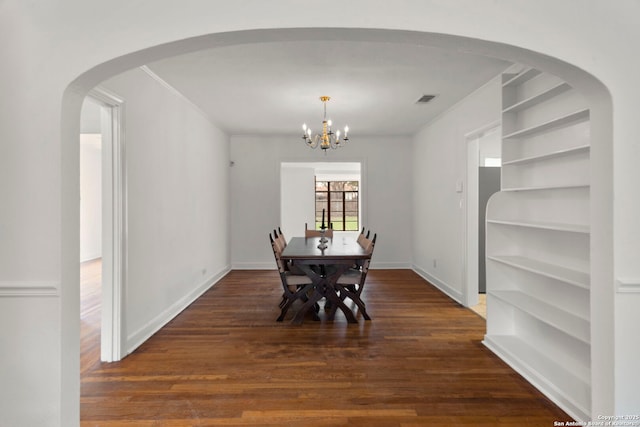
147;40;511;137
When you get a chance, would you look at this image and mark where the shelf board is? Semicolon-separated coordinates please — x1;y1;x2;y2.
488;255;590;289
503;109;590;140
483;334;591;420
487;218;590;234
503;82;572;113
490;290;590;343
502;68;542;88
502;145;590;166
501;184;590;192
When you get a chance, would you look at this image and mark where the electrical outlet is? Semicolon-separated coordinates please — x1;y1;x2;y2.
433;259;437;268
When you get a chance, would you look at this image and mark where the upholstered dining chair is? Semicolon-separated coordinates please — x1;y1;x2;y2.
270;233;315;321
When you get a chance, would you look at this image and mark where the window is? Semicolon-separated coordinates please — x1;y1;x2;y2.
315;180;359;231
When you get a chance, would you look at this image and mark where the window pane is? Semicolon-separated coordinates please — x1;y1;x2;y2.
332;221;344;230
316;181;328;191
329;181;345;191
345;221;359;231
345;200;358;211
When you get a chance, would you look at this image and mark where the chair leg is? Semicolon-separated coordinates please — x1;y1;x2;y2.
337;286;371;321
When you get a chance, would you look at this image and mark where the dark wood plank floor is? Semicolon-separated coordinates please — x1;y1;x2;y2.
81;263;571;426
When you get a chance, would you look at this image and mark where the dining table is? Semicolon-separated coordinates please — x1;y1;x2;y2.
280;235;371;324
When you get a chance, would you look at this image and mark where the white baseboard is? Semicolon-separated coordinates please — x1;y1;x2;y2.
232;262;275;270
80;254;102;263
126;265;230;354
483;335;589;422
370;262;411;269
412;265;463;304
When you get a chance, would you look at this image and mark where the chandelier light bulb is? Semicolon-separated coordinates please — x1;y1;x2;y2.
327;119;332;127
302;123;307;131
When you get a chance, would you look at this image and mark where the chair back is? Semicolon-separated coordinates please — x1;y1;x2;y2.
304;222;334;238
269;233;287;274
273;228;287;253
359;231;376;253
357;228;370;246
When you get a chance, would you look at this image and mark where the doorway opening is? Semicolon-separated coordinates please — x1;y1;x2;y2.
280;162;362;238
465;123;501;318
80;88;125;363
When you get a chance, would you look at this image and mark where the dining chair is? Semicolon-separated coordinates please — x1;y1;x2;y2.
331;233;377;321
354;228;373;269
304;222;334;238
274;227;305;275
269;233;315;321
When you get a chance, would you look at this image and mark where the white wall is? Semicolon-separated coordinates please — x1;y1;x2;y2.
79;134;102;262
230;135;412;269
412;76;503;302
99;68;230;353
280;165;315;238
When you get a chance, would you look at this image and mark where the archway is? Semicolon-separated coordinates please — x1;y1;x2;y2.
61;27;613;422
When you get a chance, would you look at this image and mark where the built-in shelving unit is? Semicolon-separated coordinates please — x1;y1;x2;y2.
484;66;591;421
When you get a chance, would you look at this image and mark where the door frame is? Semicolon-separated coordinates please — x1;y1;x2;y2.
87;87;127;362
463;121;500;308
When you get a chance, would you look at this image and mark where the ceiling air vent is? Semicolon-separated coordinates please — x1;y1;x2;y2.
416;94;436;104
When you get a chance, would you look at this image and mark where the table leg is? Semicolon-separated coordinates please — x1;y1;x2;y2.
291;263;359;324
323;264;358;323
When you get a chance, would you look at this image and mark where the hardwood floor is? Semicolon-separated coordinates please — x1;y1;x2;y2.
81;265;571;426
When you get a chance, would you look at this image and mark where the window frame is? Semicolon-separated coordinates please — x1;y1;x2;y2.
314;178;359;231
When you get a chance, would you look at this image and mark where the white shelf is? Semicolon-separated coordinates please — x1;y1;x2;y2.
502;68;542;88
491;290;590;343
487;219;589;234
501;184;589;192
503;109;589;140
489;68;592;421
488;255;590;289
502;145;590;166
483;335;591;421
503;82;572;113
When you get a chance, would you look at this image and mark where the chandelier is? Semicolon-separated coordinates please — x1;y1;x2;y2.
301;96;349;151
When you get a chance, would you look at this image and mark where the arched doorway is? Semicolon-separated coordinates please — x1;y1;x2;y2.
61;27;612;423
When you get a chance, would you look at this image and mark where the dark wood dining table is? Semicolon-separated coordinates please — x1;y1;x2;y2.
280;236;371;324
